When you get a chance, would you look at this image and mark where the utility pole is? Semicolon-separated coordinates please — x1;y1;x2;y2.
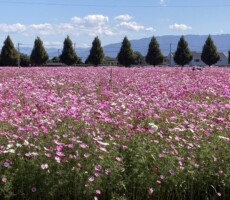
17;43;22;68
74;42;76;52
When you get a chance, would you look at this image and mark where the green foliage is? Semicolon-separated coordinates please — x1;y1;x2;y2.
117;36;135;67
103;56;117;66
0;35;18;66
77;57;83;65
133;51;145;65
145;36;164;66
0;71;230;199
20;53;31;67
59;36;79;66
30;37;49;66
51;56;60;63
174;36;193;67
85;36;104;66
201;35;220;66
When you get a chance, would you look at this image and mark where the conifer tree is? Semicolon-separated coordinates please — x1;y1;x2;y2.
59;36;78;66
20;53;31;67
145;36;164;66
30;37;48;66
117;36;135;67
1;35;18;66
174;36;192;67
85;36;104;66
201;35;220;67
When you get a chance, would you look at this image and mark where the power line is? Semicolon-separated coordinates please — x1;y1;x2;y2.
0;1;230;8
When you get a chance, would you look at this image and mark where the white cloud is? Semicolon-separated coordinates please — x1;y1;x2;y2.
119;21;144;31
0;23;26;33
79;43;90;48
145;27;156;32
169;23;192;31
28;23;54;35
71;15;109;26
57;23;75;34
0;14;153;38
44;41;62;46
83;15;109;25
71;17;83;24
114;15;132;21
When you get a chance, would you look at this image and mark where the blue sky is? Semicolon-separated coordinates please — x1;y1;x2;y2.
0;0;229;49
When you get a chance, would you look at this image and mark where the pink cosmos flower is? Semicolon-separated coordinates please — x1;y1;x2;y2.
76;163;82;168
95;189;101;195
2;177;7;183
80;143;88;149
88;176;95;182
116;156;122;162
169;169;176;175
148;188;154;195
204;130;210;137
217;193;221;197
45;153;51;157
67;144;74;149
95;165;102;171
55;156;61;163
56;151;65;157
158;153;164;158
156;180;161;184
41;163;49;170
31;187;37;192
105;168;111;175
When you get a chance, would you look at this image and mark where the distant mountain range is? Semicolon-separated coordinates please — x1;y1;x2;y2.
20;34;230;61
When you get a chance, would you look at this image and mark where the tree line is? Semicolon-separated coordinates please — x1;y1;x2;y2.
0;35;229;67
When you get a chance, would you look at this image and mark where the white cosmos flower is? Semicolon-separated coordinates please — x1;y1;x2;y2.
16;143;22;147
218;136;230;141
149;122;158;131
6;144;14;149
97;140;109;146
24;140;29;146
3;149;15;154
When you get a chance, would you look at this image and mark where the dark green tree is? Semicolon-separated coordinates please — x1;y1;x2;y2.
133;51;145;65
59;36;78;66
201;35;220;67
85;36;104;66
117;36;135;67
145;36;164;66
20;53;31;67
228;51;230;64
77;57;83;64
30;37;48;66
51;56;60;63
174;36;193;67
1;35;18;66
103;56;117;66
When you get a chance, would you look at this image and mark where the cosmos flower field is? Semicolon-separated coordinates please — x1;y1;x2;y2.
0;67;229;200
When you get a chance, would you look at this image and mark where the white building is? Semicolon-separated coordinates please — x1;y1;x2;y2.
167;52;228;66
